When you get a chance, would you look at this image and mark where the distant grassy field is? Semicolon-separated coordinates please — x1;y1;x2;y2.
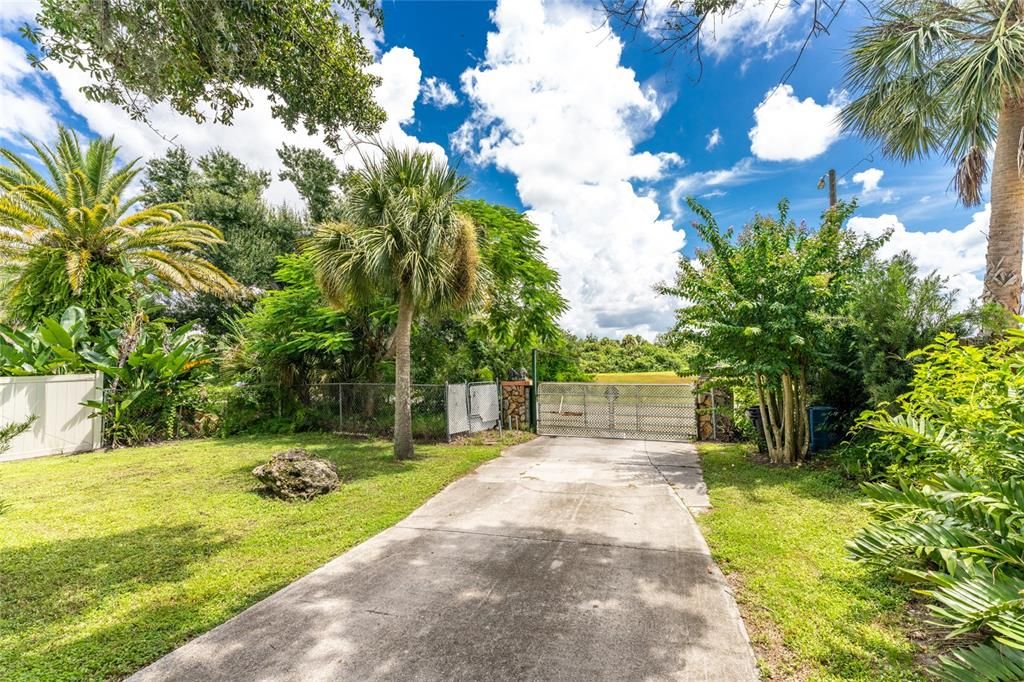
592;371;693;384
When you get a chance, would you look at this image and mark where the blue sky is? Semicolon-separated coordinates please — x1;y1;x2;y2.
0;0;991;338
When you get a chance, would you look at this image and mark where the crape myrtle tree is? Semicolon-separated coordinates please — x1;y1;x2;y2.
661;199;883;464
23;0;385;150
307;145;482;461
0;127;237;326
841;0;1024;314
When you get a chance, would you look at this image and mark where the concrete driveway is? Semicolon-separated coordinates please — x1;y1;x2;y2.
131;437;758;681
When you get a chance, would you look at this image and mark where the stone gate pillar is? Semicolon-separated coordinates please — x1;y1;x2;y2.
501;380;531;431
695;378;734;441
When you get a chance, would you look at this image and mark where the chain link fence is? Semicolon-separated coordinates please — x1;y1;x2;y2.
94;380;499;446
301;383;448;440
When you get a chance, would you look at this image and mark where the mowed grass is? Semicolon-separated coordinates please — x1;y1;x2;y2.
0;434;510;681
592;371;694;384
696;444;923;681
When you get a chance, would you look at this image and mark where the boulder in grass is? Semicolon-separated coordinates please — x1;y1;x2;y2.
252;449;339;500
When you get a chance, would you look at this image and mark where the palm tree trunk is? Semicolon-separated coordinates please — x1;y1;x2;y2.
393;288;415;460
984;97;1024;314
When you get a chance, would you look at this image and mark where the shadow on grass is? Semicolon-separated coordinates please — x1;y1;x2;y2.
700;443;863;505
1;523;231;636
229;438;425;492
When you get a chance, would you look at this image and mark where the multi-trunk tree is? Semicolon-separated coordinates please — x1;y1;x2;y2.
661;199;882;464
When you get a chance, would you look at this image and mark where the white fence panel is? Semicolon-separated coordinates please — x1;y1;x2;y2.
446;384;470;436
468;382;499;433
0;373;103;462
446;382;500;437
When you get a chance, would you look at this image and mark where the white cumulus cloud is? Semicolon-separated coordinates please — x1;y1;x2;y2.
848;205;991;307
851;167;896;204
639;0;808;59
0;37;57;144
455;0;685;338
2;39;439;208
748;85;844;162
421;76;459;108
669;158;758;215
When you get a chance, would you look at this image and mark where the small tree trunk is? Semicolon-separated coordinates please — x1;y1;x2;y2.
754;375;777;459
798;365;810;460
984;97;1024;314
393;289;415;460
781;372;796;464
758;374;785;463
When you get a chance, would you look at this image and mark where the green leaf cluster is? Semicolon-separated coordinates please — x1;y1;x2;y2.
24;0;385;150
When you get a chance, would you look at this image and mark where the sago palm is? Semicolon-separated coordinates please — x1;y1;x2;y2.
0;126;237;323
306;144;481;460
841;0;1024;313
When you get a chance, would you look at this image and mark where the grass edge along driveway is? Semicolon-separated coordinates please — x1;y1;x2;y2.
0;433;515;681
696;443;925;682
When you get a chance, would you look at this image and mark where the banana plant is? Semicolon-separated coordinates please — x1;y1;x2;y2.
0;307;89;375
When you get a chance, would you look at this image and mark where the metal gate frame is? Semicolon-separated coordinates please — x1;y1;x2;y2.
535;382;697;441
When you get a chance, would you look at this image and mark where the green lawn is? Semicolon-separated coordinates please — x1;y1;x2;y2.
0;434;511;681
696;444;924;681
592;371;694;384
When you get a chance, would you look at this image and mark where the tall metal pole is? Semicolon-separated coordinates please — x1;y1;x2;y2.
828;169;837;208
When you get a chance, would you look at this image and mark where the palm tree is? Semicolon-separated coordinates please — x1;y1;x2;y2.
306;144;480;460
841;0;1024;313
0;126;237;323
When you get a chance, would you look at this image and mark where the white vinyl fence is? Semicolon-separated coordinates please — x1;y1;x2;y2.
0;373;104;462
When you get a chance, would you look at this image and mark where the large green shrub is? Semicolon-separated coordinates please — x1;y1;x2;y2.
849;328;1024;679
661;199;881;463
850;330;1024;480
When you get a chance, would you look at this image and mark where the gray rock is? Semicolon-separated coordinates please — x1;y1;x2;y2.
252;449;339;500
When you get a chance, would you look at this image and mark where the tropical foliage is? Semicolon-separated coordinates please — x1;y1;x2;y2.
661;199;881;463
847;253;971;406
851;329;1024;481
24;0;385;149
849;329;1024;680
224;253;354;386
307;145;482;459
0;304;213;447
841;0;1024;313
0;128;237;325
571;334;690;375
0;306;90;375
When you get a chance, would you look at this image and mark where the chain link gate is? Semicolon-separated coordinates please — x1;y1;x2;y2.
535;382;697;441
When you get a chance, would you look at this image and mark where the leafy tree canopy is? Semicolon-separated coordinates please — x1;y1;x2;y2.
143;147;303;332
661;199;883;463
22;0;385;150
570;334;690;375
277;144;345;224
847;252;973;406
226;253;353;385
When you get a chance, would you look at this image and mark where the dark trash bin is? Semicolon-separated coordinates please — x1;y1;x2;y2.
746;406;768;454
